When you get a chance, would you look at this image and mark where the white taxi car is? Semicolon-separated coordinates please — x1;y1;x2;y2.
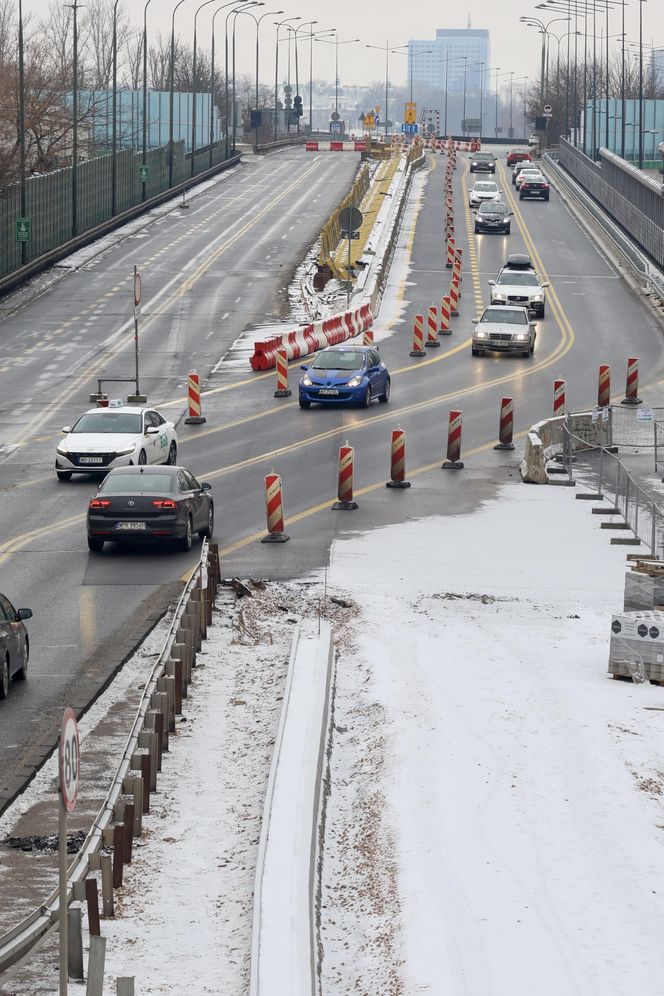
55;402;177;481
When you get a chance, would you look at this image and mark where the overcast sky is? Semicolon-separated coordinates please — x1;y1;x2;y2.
21;0;664;101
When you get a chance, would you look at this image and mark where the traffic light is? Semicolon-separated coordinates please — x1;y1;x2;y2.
293;94;303;117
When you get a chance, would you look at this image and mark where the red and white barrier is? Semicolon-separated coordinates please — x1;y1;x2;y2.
250;304;374;370
274;347;291;398
621;356;642;406
426;306;440;348
410;314;426;357
449;278;460;317
446;238;455;268
305;141;367;152
494;397;515;451
440;296;452;335
261;473;289;544
184;370;206;425
386;427;410;489
553;378;566;417
598;364;611;408
332;444;358;510
442;410;464;469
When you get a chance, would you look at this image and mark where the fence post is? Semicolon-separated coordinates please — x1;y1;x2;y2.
598;445;605;496
67;906;84;980
85;935;106;996
652;500;657;557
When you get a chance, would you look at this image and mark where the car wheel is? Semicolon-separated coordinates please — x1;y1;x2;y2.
56;470;73;482
180;516;193;552
378;378;390;404
360;386;371;408
539;303;546;318
519;192;524;200
529;343;535;357
166;441;177;465
17;639;28;681
0;656;8;700
299;398;311;409
471;348;482;357
199;503;214;539
87;536;104;553
544;194;550;201
474;225;480;234
138;449;147;466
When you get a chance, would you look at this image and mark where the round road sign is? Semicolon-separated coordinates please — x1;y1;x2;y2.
59;708;80;813
339;206;363;235
134;270;141;307
543;104;552;114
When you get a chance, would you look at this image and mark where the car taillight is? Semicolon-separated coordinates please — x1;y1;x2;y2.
89;499;111;509
151;499;177;509
542;183;549;189
522;183;531;188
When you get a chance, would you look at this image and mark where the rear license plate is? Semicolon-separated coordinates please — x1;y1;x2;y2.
318;389;339;396
115;521;147;530
80;456;104;464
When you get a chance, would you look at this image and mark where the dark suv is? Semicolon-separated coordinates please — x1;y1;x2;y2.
470;151;496;173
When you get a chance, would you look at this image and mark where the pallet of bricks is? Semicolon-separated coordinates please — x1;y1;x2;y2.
609;558;664;684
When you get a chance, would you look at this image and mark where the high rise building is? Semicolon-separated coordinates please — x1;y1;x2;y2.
408;26;490;96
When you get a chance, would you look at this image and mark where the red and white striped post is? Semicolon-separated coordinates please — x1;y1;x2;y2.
494;397;515;451
553;378;566;418
410;313;426;357
274;346;291;398
446;237;455;268
453;251;462;297
597;363;611;408
386;427;411;489
260;473;289;543
621;357;642;406
184;370;206;424
439;296;452;335
363;325;374;346
425;305;441;348
332;443;358;510
442;410;464;469
449;278;460;317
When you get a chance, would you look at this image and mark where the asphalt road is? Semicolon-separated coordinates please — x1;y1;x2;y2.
1;143;663;812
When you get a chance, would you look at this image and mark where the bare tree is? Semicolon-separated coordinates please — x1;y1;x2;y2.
83;0;129;89
123;32;143;91
148;33;171;91
0;0;18;66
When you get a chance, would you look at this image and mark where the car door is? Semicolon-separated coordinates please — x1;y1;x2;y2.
0;596;19;679
143;412;160;464
148;410;170;464
367;349;383;394
182;469;207;530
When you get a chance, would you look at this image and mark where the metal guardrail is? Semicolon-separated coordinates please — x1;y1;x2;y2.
0;541;220;978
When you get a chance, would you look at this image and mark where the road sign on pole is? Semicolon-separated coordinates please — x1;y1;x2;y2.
59;707;79;996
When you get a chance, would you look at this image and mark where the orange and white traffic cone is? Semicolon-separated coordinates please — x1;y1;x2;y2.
439;296;452;335
621;356;642;406
332;443;358;510
261;473;289;543
494;397;515;451
449;278;460;317
425;305;441;348
597;364;610;408
386;427;411;489
410;313;426;357
442;410;464;469
363;325;374;346
446;237;455;269
274;346;292;398
185;370;206;424
553;378;566;417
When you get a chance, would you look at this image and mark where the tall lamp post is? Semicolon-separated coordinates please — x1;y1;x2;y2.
493;65;502;138
366;41;407;138
638;0;646;168
18;0;27;264
316;33;359;133
308;29;334;133
141;0;152;200
520;15;570;102
169;0;191;188
240;8;283;147
191;0;220;178
65;0;81;237
111;0;122;215
273;16;300;141
290;21;316;133
210;1;246;167
232;3;262;153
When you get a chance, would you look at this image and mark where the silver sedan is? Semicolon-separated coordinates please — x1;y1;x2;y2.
471;306;536;357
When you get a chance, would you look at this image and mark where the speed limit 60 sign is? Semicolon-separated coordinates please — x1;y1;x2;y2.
59;708;80;813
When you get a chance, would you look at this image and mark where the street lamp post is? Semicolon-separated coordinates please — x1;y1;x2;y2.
462;56;468;136
142;0;152;200
638;0;646;168
169;0;190;188
290;22;315;134
493;66;501;138
18;0;26;264
191;0;219;178
274;17;300;141
366;42;407;139
316;34;359;134
232;3;262;153
242;9;282;148
69;0;80;237
111;0;122;215
211;2;247;167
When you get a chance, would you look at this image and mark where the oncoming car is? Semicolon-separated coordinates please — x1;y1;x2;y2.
55;403;177;481
474;201;512;234
469;151;496;173
298;345;390;408
468;180;502;208
489;255;549;318
86;465;214;553
471;306;537;357
0;593;32;700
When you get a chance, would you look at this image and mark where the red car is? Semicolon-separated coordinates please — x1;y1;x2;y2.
507;149;531;167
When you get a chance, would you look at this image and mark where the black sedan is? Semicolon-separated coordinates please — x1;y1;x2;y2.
86;466;214;553
474;201;512;235
0;593;32;699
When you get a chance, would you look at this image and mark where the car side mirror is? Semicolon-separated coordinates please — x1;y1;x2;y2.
472;318;479;324
300;364;309;371
62;426;71;434
146;426;159;435
509;212;514;217
542;281;550;288
201;482;212;491
488;279;495;285
17;608;32;621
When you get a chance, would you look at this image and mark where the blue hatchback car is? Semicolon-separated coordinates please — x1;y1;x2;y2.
299;345;391;408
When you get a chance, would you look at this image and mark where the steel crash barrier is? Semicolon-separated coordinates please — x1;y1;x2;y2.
0;542;222;980
249;304;374;370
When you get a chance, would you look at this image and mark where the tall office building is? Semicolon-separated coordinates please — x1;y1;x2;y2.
408;26;490;96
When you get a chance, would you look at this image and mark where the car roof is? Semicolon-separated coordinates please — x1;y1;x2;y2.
482;305;531;318
82;405;152;416
105;465;178;475
504;253;534;269
322;344;371;352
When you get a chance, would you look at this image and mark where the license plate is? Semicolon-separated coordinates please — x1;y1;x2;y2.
318;389;339;396
80;456;104;464
115;521;147;530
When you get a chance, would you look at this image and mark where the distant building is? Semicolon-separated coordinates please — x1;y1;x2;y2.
408;26;490;95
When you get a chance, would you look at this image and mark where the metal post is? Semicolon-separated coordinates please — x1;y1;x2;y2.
309;27;314;133
71;0;79;238
605;0;610;149
385;43;389;139
445;54;449;136
638;0;644;169
142;0;152;200
18;0;26;266
621;0;625;157
494;66;500;138
111;0;121;215
651;498;656;555
462;57;467;136
169;0;189;189
598;443;605;495
59;799;67;996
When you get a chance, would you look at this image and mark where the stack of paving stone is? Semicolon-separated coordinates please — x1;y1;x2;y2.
609;560;664;682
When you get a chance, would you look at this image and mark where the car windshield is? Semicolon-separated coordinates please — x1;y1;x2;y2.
496;272;539;286
313;350;365;371
475;183;497;192
100;473;174;493
480;203;506;215
72;412;142;434
474;153;493;161
481;309;528;325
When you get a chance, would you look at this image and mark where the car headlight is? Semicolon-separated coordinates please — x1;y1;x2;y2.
492;293;506;301
346;375;363;388
116;446;136;456
515;333;529;341
531;294;543;302
302;374;312;386
57;442;70;455
475;330;488;339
